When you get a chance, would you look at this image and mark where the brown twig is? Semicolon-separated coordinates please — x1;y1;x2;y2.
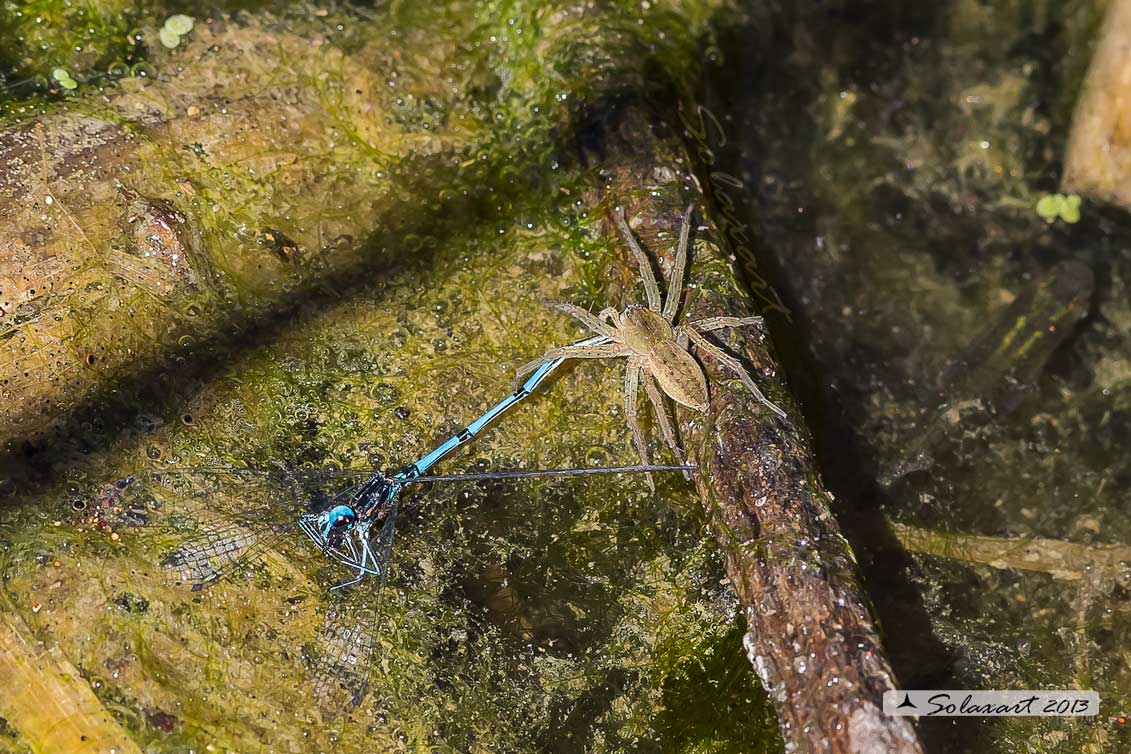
892;523;1131;582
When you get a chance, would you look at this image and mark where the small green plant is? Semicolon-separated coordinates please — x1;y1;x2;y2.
51;67;78;91
160;14;195;49
1035;193;1082;224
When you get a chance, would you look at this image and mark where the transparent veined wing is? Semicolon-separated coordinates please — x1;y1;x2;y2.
98;466;372;590
131;466;375;523
159;517;292;591
305;500;400;715
307;594;379;714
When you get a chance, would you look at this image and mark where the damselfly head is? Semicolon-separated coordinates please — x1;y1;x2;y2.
322;504;358;545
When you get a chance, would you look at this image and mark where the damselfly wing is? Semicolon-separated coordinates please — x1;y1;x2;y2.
86;462;690;715
304;500;399;714
87;466;394;716
107;466;374;590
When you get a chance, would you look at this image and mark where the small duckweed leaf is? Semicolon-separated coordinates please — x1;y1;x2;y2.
159;27;182;49
1061;196;1081;224
164;14;195;35
1035;194;1061;220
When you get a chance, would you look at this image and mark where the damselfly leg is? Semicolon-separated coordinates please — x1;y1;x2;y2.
297;472;401;590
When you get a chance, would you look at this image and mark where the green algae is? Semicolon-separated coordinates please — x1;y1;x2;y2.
0;0;143;100
0;1;784;752
655;623;780;754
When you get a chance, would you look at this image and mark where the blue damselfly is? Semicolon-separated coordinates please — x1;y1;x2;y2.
87;336;693;712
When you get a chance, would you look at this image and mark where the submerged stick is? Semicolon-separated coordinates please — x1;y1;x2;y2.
892;523;1131;582
883;259;1093;485
586;105;924;754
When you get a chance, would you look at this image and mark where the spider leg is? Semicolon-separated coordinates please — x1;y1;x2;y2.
661;204;694;322
686;315;765;333
642;372;691;480
623;358;654;492
681;325;788;420
545;300;619;339
513;342;629;389
598;307;621;328
614;206;662;311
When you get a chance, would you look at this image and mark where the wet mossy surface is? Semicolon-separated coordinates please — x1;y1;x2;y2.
0;1;784;752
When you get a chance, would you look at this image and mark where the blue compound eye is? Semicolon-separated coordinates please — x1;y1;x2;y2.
328;505;357;530
320;504;358;541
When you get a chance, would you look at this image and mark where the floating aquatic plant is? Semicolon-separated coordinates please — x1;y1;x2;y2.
1035;193;1082;224
165;14;194;36
51;67;78;90
159;14;195;49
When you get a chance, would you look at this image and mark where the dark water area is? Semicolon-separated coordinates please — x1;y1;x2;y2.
693;1;1131;752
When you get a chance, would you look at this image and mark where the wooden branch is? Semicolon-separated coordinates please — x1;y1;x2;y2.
585;104;925;754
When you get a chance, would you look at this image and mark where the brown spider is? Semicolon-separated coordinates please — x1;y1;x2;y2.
516;203;786;489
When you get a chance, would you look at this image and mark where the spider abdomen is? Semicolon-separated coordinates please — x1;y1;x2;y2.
648;341;709;412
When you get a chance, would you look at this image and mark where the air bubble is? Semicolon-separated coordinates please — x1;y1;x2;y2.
371;383;401;404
